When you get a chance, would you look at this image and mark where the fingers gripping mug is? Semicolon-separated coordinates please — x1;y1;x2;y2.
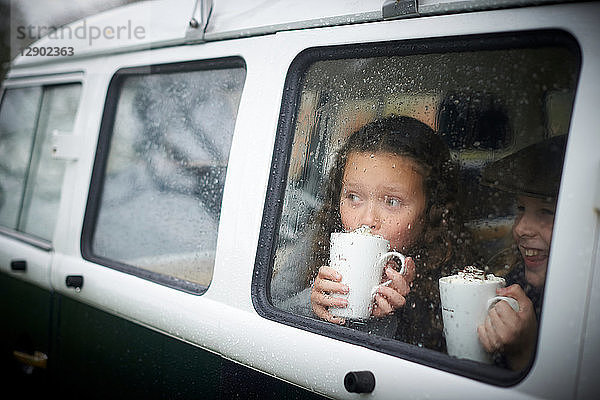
439;268;520;364
328;231;406;321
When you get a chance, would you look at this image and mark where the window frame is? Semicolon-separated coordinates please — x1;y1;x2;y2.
0;80;82;249
251;29;581;386
81;56;246;295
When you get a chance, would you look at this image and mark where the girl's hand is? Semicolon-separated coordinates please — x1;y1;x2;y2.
310;266;349;324
477;284;538;370
372;257;416;318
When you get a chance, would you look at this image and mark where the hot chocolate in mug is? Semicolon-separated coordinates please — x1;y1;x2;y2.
439;267;519;364
329;230;405;321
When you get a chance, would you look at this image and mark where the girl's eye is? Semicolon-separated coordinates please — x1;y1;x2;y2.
346;193;360;202
516;205;525;214
540;208;555;217
385;196;401;207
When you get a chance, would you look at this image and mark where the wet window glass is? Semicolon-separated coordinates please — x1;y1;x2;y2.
0;84;80;241
267;33;579;376
20;84;81;240
90;62;245;290
0;87;42;229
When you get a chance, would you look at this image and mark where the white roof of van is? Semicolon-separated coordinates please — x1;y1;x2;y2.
10;0;565;68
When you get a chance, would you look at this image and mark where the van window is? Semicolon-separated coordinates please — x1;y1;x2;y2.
0;84;81;241
84;59;246;293
255;31;579;384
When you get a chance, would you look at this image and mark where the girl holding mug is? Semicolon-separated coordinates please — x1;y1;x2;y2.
309;115;462;350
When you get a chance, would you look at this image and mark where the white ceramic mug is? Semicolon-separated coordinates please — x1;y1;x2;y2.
328;232;406;320
439;274;520;363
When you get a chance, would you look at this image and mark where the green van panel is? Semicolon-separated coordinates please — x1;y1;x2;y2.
52;295;326;399
0;272;52;397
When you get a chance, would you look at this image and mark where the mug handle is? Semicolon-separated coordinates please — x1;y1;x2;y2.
487;296;520;312
376;251;406;289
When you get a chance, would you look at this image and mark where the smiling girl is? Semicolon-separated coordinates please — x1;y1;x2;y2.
479;135;567;369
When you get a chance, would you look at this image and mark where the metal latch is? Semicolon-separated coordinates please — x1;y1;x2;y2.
13;350;48;369
382;0;418;19
185;0;213;42
51;130;80;161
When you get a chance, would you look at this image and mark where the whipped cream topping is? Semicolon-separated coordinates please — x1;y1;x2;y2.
456;266;497;282
349;225;386;240
352;225;374;235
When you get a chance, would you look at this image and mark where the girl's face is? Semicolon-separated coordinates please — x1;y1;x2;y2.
512;195;556;288
339;151;427;252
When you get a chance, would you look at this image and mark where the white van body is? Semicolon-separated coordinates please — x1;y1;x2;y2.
1;1;599;398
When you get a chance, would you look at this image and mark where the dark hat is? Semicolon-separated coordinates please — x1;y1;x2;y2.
482;135;567;199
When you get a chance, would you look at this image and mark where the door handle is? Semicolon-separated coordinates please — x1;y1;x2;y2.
10;259;27;272
65;275;84;290
13;350;48;369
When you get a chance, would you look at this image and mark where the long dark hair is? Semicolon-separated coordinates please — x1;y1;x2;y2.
306;115;461;285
